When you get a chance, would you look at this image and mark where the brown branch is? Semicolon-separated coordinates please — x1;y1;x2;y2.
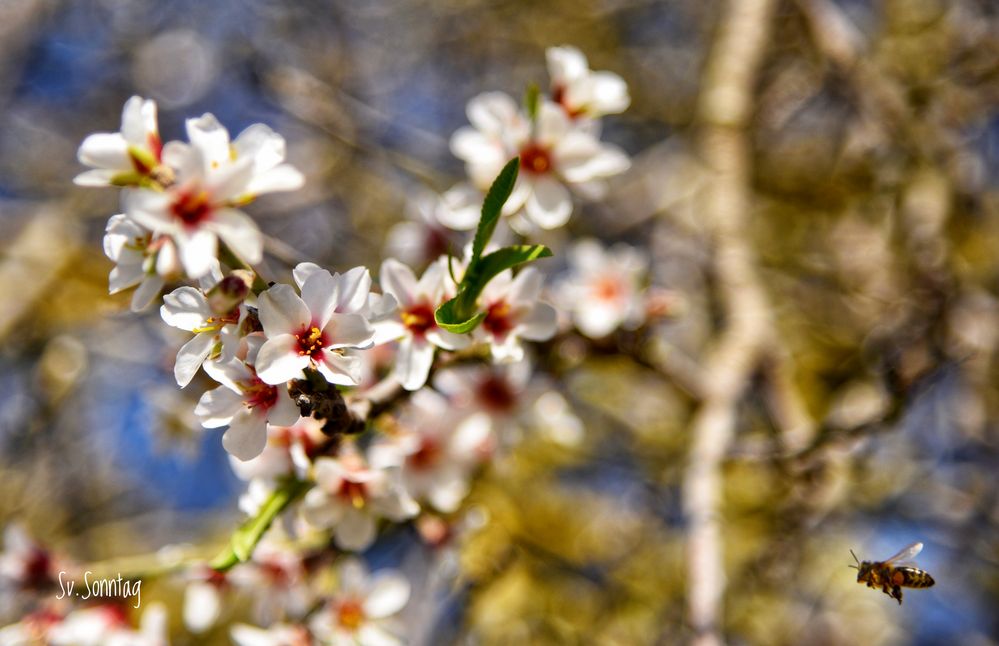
681;0;778;644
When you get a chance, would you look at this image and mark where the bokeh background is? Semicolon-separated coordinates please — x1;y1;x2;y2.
1;0;998;644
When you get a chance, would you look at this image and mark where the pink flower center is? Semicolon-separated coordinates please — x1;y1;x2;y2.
482;300;514;340
338;479;368;509
401;302;437;339
592;276;624;302
242;378;279;412
336;598;366;631
296;326;327;360
171;189;213;227
519;142;553;175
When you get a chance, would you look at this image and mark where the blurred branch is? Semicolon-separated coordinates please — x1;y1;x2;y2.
681;0;777;644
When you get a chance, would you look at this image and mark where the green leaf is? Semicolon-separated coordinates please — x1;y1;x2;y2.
434;244;552;334
472;157;520;263
434;297;487;334
210;479;310;572
524;83;541;121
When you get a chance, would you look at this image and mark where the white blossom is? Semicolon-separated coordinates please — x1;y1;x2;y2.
450;92;629;231
556;238;648;338
122;114;304;278
374;257;470;391
103;214;180;311
371;388;492;513
75;96;161;187
254;265;375;387
474;267;557;363
308;559;409;646
301;445;419;552
547;45;630;119
160;280;240;387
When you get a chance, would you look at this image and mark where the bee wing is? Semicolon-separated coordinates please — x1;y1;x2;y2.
884;542;923;564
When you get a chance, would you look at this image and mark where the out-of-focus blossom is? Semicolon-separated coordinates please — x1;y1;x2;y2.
160;279;240;387
103;215;180;312
74;96;162;187
547;46;630;119
374;257;469;391
0;607;65;645
474;267;557;363
308;558;409;646
385;189;463;266
0;525;60;590
450;92;629;231
556;238;648;338
254;265;375;387
230;622;313;646
372;389;492;513
46;603;168;646
122;114;304;278
196;337;301;460
182;567;227;635
301;445;419;552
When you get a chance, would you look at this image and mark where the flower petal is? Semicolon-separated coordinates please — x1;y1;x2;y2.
525;176;572;229
394;336;435;392
363;572;410;618
255;333;310;385
223;408;269;461
258;284;311;337
316;351;362;386
194;386;243;427
160;286;212;331
333;509;377;551
175;333;215;387
208;208;263;265
325;313;374;349
379;259;418;306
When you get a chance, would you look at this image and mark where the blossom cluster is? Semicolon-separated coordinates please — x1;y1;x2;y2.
0;45;677;645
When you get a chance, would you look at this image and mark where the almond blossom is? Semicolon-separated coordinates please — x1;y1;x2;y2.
230;623;313;646
450;92;629;231
123;113;304;278
196;338;301;461
301;445;419;551
307;559;409;646
371;388;492;512
255;265;376;387
74;95;162;187
103;214;180;312
474;267;557;363
160;278;240;387
556;238;648;338
547;45;630;119
374;257;469;391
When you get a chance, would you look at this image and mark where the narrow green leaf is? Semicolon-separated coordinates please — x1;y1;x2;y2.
472;157;520;263
459;245;553;308
524;83;541;121
210;479;310;572
434;297;487;334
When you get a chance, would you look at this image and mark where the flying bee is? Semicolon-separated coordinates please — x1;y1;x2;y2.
849;541;935;605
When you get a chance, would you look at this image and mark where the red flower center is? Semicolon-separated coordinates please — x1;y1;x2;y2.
408;436;442;470
552;84;586;118
482;300;514;340
296;326;327;360
519;143;553;175
171;189;213;227
401;302;437;339
476;373;517;413
242;378;279;412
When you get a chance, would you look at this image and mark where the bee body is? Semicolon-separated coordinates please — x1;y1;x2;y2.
850;542;935;605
